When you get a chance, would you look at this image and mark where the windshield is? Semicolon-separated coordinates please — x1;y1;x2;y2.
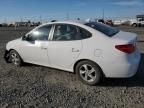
85;22;119;37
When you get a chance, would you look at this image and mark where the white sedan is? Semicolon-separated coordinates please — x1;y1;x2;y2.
4;21;141;85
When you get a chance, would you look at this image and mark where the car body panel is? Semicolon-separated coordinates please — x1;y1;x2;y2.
48;40;82;68
5;21;141;78
18;40;50;66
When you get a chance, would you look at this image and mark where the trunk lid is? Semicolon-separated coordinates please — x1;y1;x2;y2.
112;31;137;43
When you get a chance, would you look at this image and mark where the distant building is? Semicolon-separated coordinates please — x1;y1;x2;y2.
14;21;41;27
15;22;30;27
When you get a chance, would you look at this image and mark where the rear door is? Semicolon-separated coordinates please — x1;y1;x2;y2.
48;24;82;68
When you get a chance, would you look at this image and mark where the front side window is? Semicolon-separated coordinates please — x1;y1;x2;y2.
28;25;52;41
53;24;80;41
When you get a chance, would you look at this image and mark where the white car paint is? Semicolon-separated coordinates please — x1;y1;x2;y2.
48;40;82;68
6;21;141;78
130;18;144;26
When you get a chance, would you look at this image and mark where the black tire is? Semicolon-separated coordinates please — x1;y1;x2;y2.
9;50;22;67
138;23;141;27
132;23;137;27
75;60;103;86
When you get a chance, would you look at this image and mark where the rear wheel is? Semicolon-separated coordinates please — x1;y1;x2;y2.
9;50;22;67
75;60;103;85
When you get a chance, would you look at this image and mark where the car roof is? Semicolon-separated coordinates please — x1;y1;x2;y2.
40;20;86;27
28;20;94;35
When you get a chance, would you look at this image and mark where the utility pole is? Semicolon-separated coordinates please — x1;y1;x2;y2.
66;13;70;20
20;17;23;22
4;18;7;23
102;9;105;20
40;15;42;24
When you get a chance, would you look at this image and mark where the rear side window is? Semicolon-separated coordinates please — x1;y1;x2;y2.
53;24;80;41
85;22;119;37
79;27;92;39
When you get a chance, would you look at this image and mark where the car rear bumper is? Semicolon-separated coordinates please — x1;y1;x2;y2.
103;51;141;78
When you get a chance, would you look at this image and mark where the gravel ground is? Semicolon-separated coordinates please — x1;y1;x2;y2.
0;26;144;108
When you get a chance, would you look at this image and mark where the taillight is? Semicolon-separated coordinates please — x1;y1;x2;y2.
115;44;135;54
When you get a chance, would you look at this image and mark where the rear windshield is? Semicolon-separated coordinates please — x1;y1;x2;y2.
85;22;119;37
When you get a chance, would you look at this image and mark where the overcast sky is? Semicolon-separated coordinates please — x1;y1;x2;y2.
0;0;144;23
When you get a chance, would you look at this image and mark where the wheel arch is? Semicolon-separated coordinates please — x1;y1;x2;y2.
132;23;137;27
73;59;105;77
8;48;16;52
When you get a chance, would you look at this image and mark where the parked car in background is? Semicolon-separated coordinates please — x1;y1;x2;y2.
130;15;144;27
4;21;141;85
97;19;105;24
130;18;144;27
113;19;130;26
8;23;15;27
113;20;122;26
105;20;113;26
1;23;8;27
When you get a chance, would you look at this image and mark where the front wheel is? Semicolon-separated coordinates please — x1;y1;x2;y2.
9;50;22;67
75;60;103;86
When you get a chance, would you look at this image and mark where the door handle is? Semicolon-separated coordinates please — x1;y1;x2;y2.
41;46;47;50
72;48;79;52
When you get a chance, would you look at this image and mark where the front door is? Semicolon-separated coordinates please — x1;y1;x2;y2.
19;25;52;66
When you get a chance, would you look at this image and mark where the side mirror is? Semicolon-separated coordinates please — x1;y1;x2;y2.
27;34;35;42
22;34;35;43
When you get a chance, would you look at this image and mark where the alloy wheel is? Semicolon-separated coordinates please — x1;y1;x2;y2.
79;64;97;83
10;52;20;65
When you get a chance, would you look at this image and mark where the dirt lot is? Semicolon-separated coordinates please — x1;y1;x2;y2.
0;26;144;108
